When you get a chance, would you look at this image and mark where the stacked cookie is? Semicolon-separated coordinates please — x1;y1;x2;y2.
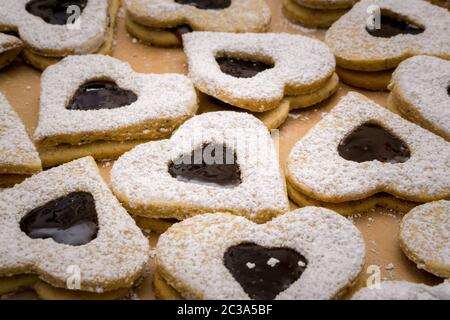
326;0;450;90
283;0;358;29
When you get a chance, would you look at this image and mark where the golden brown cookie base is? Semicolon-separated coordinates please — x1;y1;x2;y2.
428;0;450;10
388;92;450;141
21;0;120;70
0;47;22;70
0;275;130;300
288;72;340;109
337;67;393;91
125;15;182;47
133;215;179;234
287;181;418;215
0;174;30;188
282;0;348;29
153;271;183;300
38;139;150;168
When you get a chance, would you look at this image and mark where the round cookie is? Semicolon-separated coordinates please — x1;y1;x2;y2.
156;208;365;300
400;200;450;278
389;55;450;141
0;33;23;70
352;281;450;300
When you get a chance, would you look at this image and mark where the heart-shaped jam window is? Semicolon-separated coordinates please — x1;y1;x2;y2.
338;123;411;163
366;11;425;38
20;192;99;246
216;57;274;79
169;144;242;188
66;80;138;111
447;85;450;97
224;243;308;300
26;0;88;25
174;0;231;10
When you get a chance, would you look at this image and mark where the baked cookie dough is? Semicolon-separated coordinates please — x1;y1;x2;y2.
33;54;198;168
352;281;450;300
286;92;450;215
326;0;450;90
111;111;290;232
0;92;41;188
400;200;450;278
282;0;354;29
125;0;271;47
155;208;365;300
183;31;339;128
0;0;120;70
0;157;149;299
0;33;23;70
388;55;450;141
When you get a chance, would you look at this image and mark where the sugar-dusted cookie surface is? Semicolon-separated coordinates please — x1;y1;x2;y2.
287;92;450;205
389;55;450;141
326;0;450;71
33;54;198;167
400;200;450;278
125;0;271;32
0;33;23;70
0;157;149;298
111;111;289;223
352;281;450;300
183;32;336;112
156;208;365;300
0;92;41;181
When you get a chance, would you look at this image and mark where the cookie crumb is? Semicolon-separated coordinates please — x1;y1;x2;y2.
246;262;256;269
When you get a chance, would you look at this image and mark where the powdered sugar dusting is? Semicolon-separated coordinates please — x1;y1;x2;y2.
352;281;450;300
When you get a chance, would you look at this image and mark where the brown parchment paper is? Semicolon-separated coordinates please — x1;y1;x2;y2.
0;0;442;300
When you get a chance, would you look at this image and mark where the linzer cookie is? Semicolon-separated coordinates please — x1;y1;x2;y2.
0;157;149;300
0;0;120;70
283;0;358;29
111;111;289;233
286;92;450;215
183;32;339;129
0;93;42;188
388;55;450;141
125;0;271;47
326;0;450;90
352;281;450;300
0;33;23;70
154;208;365;300
33;54;198;168
400;200;450;278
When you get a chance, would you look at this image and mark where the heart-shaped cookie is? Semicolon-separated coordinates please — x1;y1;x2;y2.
0;92;42;187
0;157;149;299
0;0;119;70
0;33;23;70
287;92;450;214
155;207;365;300
352;281;450;300
183;32;337;112
33;54;198;168
125;0;271;47
389;55;450;141
111;111;289;224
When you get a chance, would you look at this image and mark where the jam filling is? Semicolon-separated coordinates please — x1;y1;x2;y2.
20;192;99;246
26;0;88;25
338;123;411;163
224;243;308;300
174;0;231;10
66;80;138;110
366;11;424;38
169;143;241;188
216;57;274;79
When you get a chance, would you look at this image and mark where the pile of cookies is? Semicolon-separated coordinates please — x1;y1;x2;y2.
0;0;449;300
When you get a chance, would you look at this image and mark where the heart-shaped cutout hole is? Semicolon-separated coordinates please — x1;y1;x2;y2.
169;143;242;188
216;57;274;79
447;85;450;97
366;10;425;38
66;80;138;111
338;122;411;163
26;0;88;25
174;0;231;10
20;192;99;246
224;243;308;300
